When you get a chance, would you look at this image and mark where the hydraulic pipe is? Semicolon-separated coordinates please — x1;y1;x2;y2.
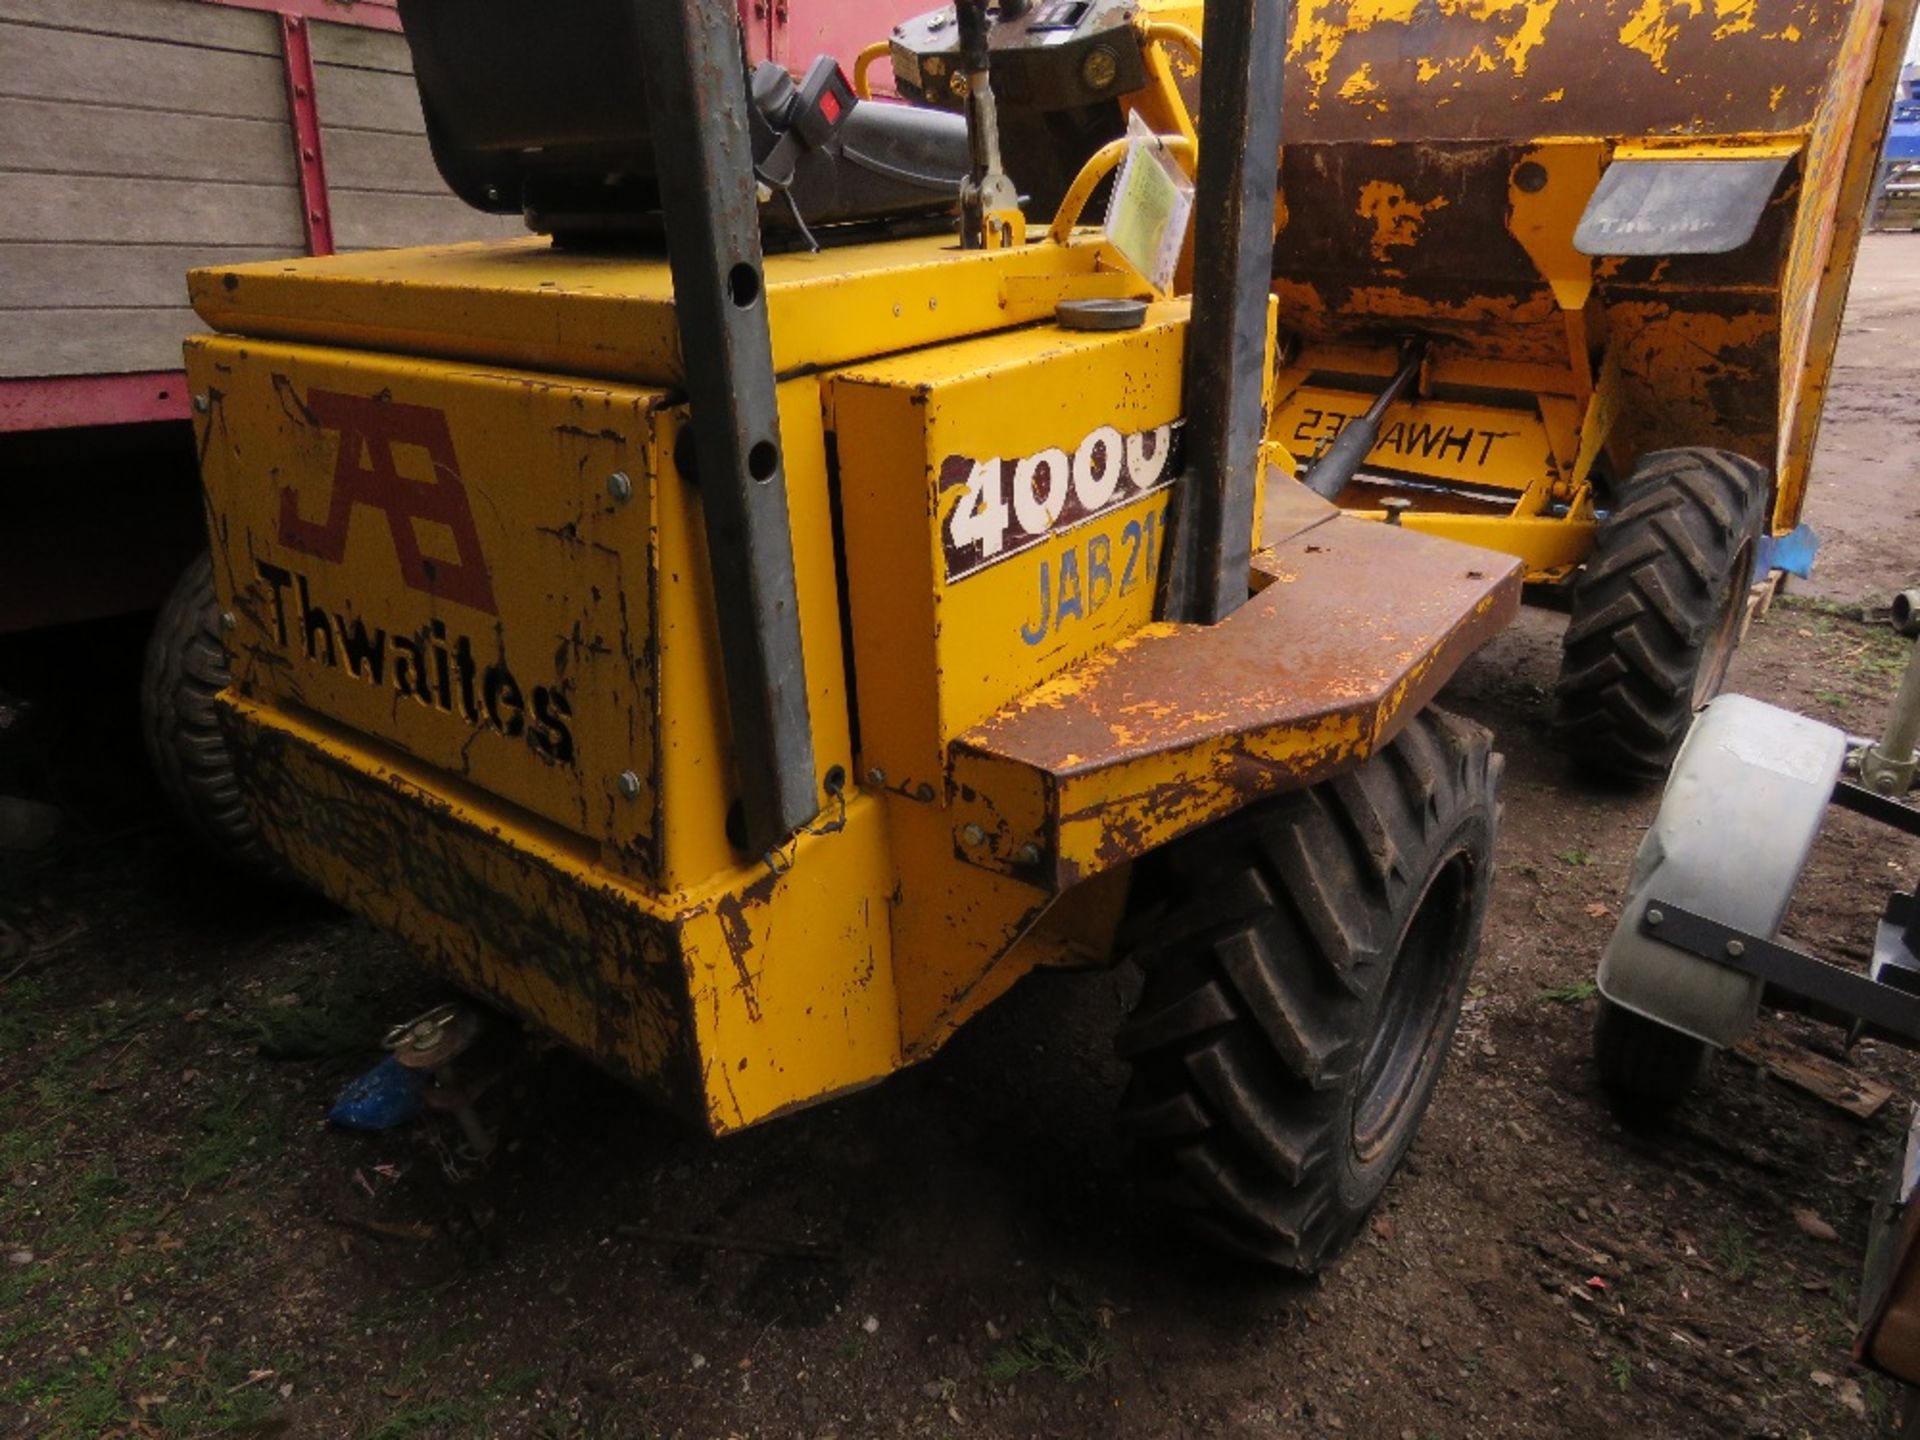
1298;341;1427;501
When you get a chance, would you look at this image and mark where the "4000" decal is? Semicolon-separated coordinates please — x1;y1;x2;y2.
939;421;1182;582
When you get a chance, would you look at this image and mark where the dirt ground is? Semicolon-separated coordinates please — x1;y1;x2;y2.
4;236;1920;1440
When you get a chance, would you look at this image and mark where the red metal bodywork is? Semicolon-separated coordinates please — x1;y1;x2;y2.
280;13;338;258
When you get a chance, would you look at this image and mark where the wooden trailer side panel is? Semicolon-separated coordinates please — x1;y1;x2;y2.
0;0;301;378
0;0;516;385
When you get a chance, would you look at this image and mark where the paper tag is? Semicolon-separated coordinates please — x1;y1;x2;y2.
1103;113;1194;294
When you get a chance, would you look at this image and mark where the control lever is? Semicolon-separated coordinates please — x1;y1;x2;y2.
1298;340;1428;501
954;0;1022;248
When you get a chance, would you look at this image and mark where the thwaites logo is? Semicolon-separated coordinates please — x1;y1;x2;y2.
281;390;497;613
257;389;574;766
941;420;1182;582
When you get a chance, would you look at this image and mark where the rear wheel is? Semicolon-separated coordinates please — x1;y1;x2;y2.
1592;998;1711;1115
142;552;282;880
1555;448;1769;780
1116;709;1498;1272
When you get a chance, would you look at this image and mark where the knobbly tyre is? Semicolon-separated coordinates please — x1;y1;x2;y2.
144;0;1521;1272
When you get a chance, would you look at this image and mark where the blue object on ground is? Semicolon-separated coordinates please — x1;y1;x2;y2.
328;1055;426;1131
1759;523;1820;580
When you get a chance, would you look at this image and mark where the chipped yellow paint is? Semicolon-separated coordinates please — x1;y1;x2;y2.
1289;0;1425;88
1712;0;1756;41
1452;0;1560;76
1302;0;1561;99
1617;0;1765;69
1618;0;1683;72
1356;181;1449;264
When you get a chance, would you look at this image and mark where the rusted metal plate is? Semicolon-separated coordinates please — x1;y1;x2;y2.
948;516;1521;886
1282;0;1846;145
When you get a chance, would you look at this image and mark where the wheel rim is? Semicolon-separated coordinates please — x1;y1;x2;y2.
1351;852;1475;1163
1691;537;1755;708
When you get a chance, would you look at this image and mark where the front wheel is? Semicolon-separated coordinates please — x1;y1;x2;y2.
1592;998;1711;1115
1116;708;1499;1272
1555;447;1770;781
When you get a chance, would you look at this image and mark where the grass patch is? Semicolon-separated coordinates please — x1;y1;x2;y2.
1540;981;1599;1005
361;1398;485;1440
1556;849;1590;867
1715;1224;1757;1282
983;1286;1113;1385
0;975;54;1053
1607;1354;1632;1392
152;1350;284;1437
357;1368;539;1440
1776;596;1914;682
179;1075;287;1192
216;956;413;1066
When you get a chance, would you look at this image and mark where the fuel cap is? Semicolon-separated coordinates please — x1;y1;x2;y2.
1055;297;1148;332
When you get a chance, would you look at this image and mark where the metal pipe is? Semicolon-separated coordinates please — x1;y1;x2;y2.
1159;0;1287;625
1891;587;1920;637
1298;341;1427;500
1863;629;1920;796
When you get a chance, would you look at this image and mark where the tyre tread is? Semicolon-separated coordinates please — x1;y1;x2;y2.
1554;447;1769;779
1117;710;1497;1273
142;553;282;878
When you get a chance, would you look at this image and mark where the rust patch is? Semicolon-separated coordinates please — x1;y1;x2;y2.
710;870;780;1024
950;519;1522;882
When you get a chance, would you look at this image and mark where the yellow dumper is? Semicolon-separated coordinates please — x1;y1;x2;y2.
148;0;1518;1272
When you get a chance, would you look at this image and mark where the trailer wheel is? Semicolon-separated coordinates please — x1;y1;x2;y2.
142;552;282;880
1116;708;1497;1272
1555;448;1770;781
1592;999;1710;1114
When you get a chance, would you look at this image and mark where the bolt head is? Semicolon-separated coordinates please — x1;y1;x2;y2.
960;823;986;847
915;782;935;802
1014;842;1042;866
1876;772;1899;795
616;770;642;800
1726;939;1746;958
219;611;238;633
192;393;210;413
866;767;886;787
1645;908;1664;926
607;471;634;503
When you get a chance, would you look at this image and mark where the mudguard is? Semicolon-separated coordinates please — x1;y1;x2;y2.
1596;694;1848;1046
